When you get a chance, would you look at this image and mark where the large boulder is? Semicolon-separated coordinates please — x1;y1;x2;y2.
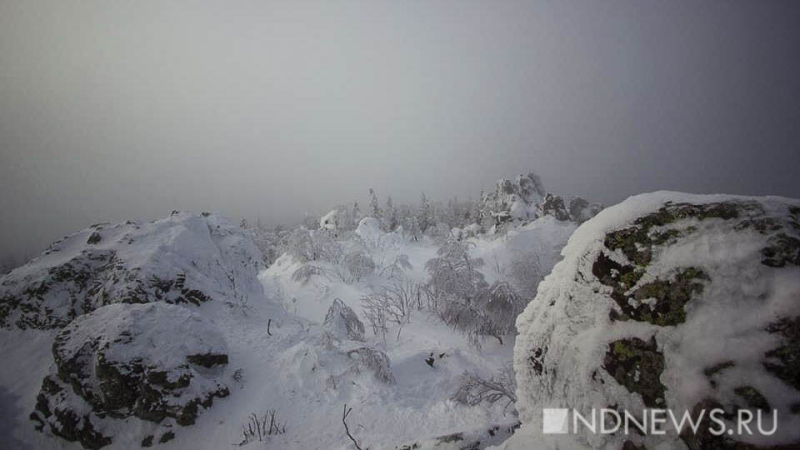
30;302;230;449
323;298;365;341
504;192;800;450
0;212;265;330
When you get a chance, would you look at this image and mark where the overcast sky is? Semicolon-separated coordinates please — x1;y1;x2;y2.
1;0;799;263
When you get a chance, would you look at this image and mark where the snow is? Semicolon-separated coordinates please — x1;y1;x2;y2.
497;192;800;450
54;302;227;372
1;210;574;449
7;193;795;450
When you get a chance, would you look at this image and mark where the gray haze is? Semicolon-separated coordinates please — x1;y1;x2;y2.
1;0;799;265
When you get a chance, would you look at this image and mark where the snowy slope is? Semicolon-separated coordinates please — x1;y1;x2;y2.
497;192;800;450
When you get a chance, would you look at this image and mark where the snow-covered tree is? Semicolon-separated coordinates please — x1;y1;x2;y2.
405;215;422;242
425;240;487;302
344;251;376;283
418;192;432;233
368;188;382;220
287;228;315;262
352;201;362;226
385;196;398;231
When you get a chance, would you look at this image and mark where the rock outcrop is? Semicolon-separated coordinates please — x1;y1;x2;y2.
505;192;800;450
30;303;230;449
479;172;602;228
0;212;264;330
323;298;366;341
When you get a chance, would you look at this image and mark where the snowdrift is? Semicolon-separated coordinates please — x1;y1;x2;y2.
501;192;800;450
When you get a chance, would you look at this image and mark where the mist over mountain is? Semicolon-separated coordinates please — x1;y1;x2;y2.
2;0;800;267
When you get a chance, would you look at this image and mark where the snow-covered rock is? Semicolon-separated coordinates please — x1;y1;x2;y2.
356;217;403;250
0;212;265;330
539;194;570;221
482;173;547;223
30;302;230;449
504;192;800;450
320;209;340;231
323;298;365;341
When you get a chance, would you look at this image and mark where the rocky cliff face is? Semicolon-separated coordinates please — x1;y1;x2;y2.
506;192;800;450
0;212;264;330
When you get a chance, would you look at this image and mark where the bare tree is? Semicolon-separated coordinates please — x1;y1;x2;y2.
360;280;421;340
378;254;413;280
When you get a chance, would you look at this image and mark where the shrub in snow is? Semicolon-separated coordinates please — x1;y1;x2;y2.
379;253;413;279
291;263;327;285
480;280;524;339
425;240;487;301
424;240;532;346
508;193;800;450
361;280;422;342
344;251;376;283
452;365;517;411
30;303;230;449
323;298;365;342
0;212;265;330
238;410;286;446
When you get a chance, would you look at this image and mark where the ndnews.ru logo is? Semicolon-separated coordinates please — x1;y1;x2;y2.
542;408;778;437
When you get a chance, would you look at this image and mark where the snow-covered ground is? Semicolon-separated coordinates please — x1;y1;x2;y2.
0;212;574;449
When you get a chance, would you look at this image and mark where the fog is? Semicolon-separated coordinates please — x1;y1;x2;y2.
1;0;799;265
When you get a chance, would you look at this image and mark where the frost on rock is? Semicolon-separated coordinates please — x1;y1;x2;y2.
481;173;547;224
0;212;265;330
30;303;230;449
507;192;800;450
323;298;365;341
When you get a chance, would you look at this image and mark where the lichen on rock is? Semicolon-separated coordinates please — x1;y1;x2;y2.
508;192;800;450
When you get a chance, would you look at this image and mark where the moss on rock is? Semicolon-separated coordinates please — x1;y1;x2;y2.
603;337;666;408
763;317;800;391
761;233;800;268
